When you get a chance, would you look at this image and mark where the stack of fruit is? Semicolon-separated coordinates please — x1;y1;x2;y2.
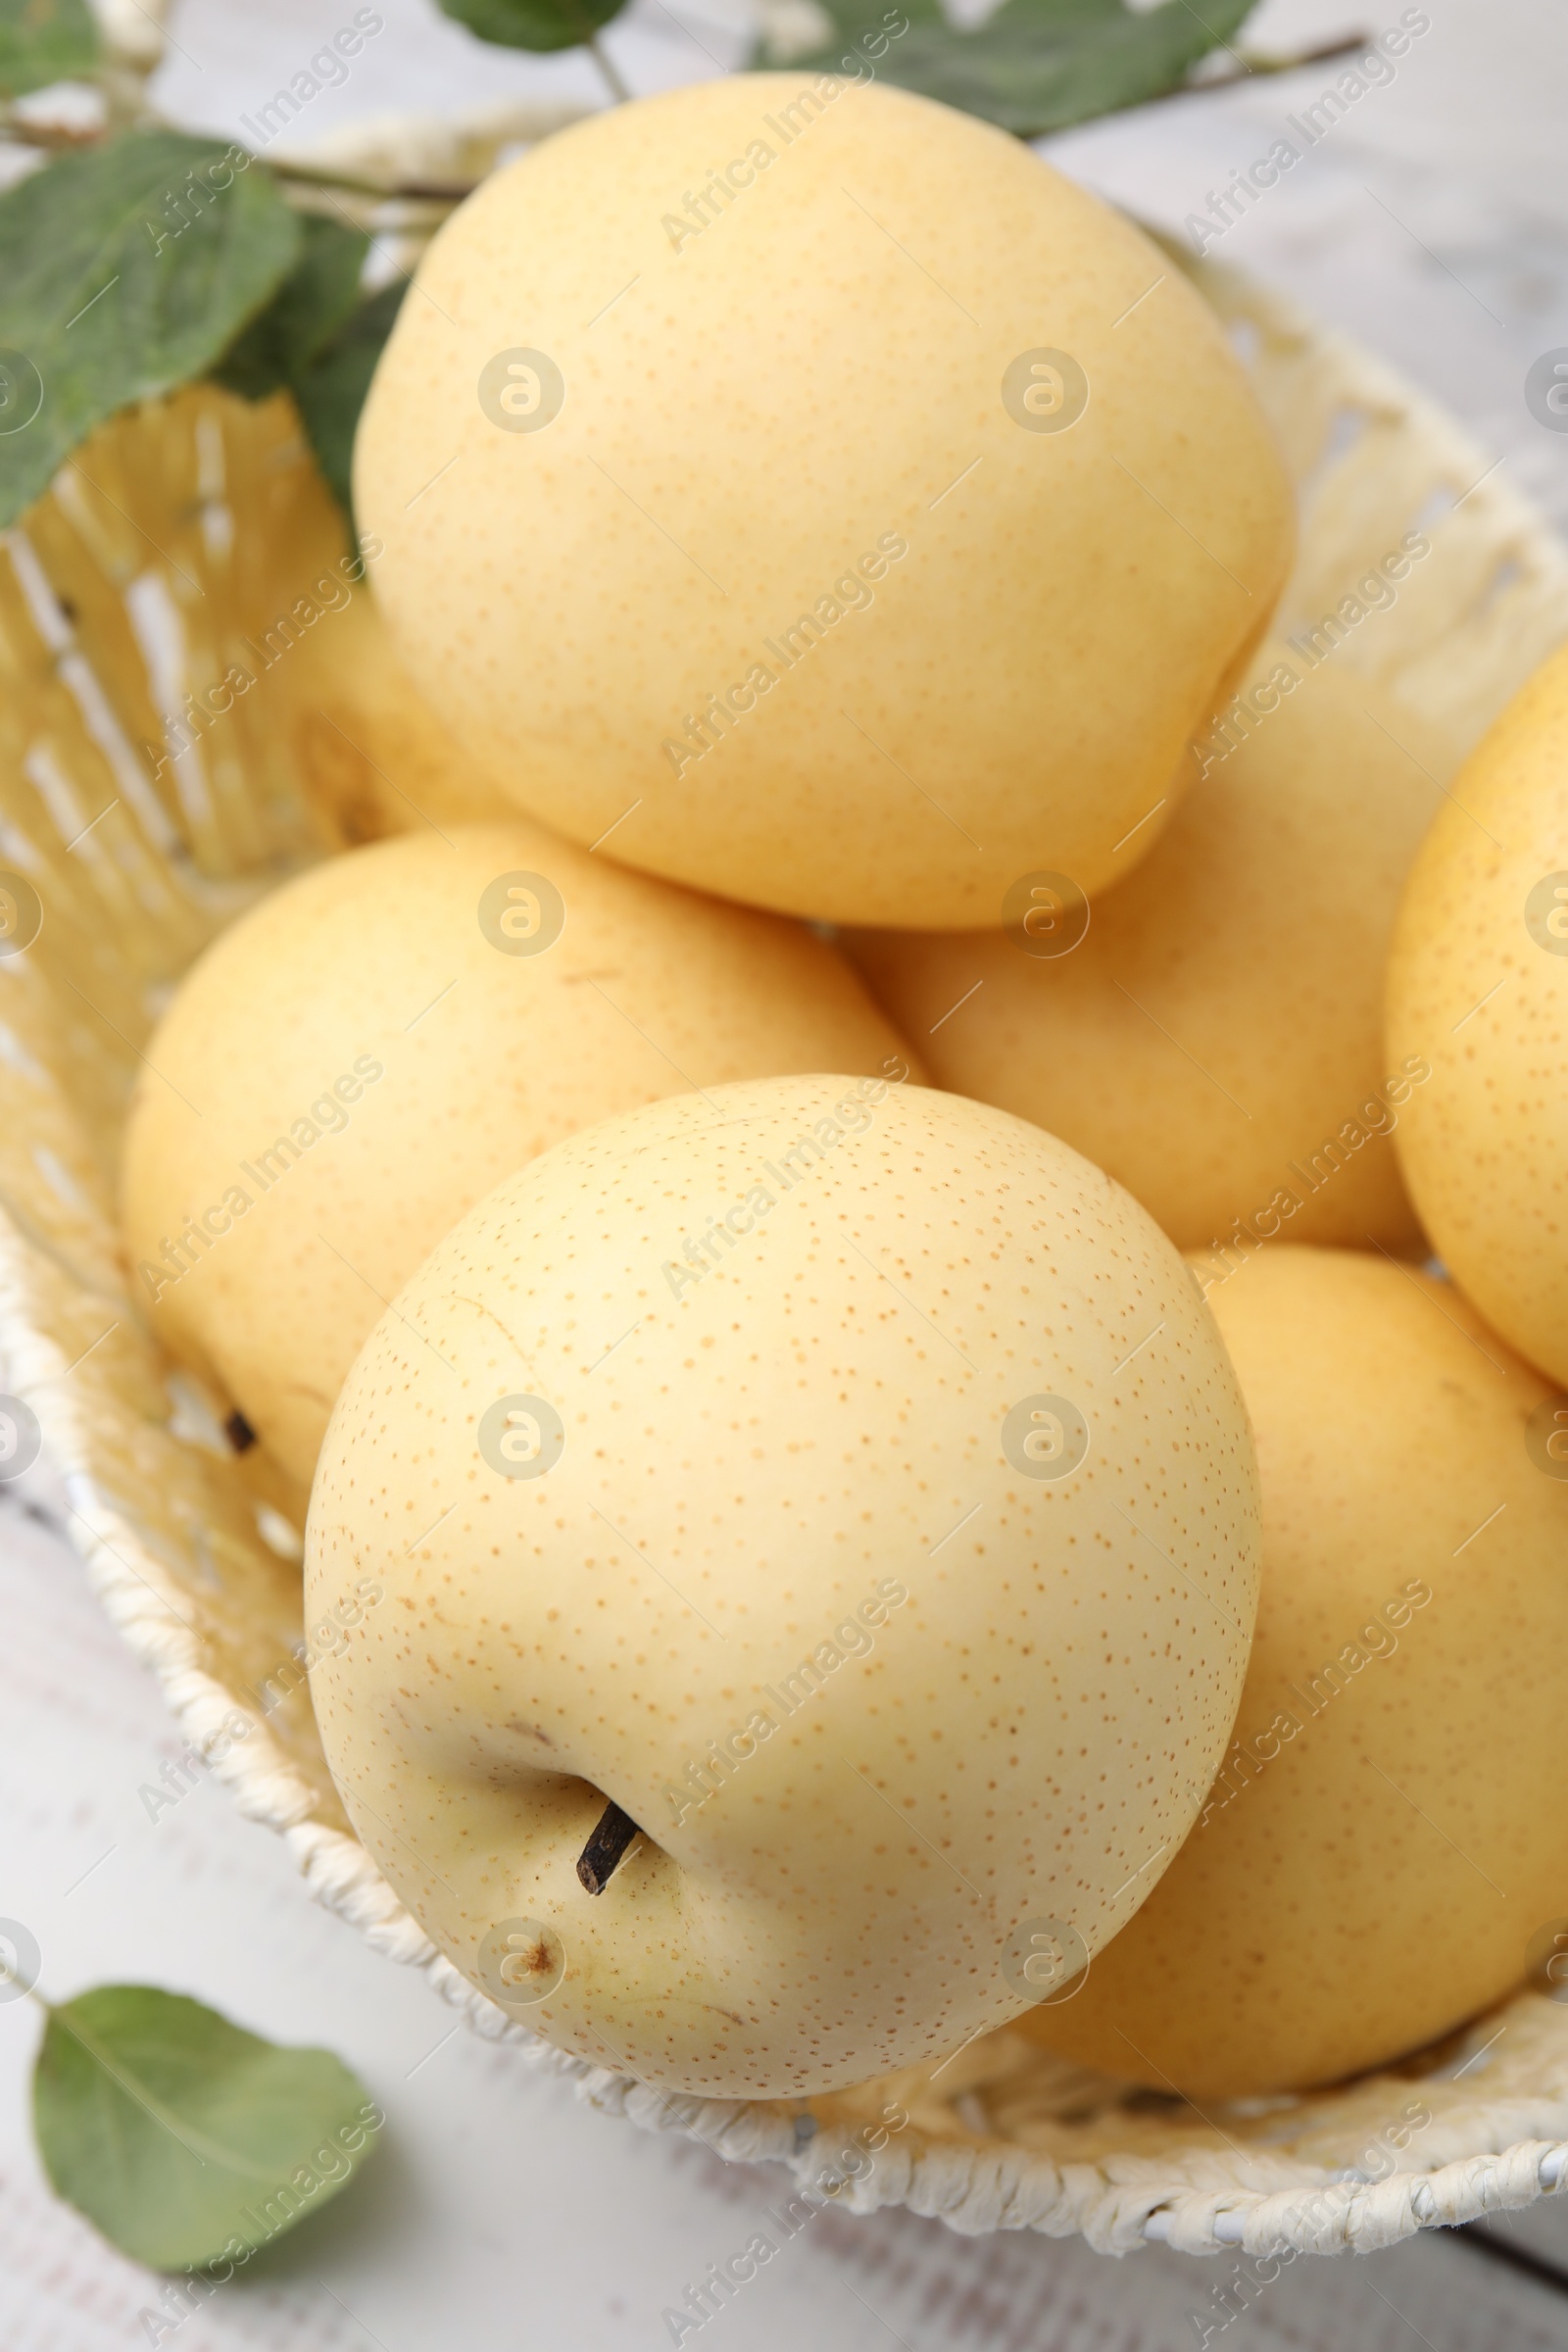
120;74;1568;2110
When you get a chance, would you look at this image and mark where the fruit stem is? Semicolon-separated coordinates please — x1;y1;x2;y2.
586;32;633;108
577;1799;641;1893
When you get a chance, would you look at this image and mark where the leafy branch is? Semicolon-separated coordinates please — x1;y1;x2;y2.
763;0;1250;137
767;0;1369;135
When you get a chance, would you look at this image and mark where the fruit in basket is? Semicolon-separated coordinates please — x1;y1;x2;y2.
354;74;1293;930
288;589;526;845
1016;1246;1568;2098
120;824;917;1494
1387;641;1568;1386
846;649;1452;1254
304;1077;1260;2097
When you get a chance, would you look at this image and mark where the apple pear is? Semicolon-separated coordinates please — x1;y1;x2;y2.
845;647;1456;1255
286;585;522;847
1017;1247;1568;2097
354;74;1293;928
1387;639;1568;1385
305;1077;1260;2097
121;824;917;1494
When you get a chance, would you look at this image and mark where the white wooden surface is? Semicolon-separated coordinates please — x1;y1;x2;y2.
9;0;1568;2341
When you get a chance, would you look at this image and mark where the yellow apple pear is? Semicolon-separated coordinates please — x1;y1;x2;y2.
1387;639;1568;1386
305;1078;1260;2097
1016;1246;1568;2097
846;648;1454;1255
121;824;917;1494
355;74;1293;928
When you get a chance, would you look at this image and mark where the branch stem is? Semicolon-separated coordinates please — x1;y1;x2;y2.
266;155;478;204
587;31;633;106
1177;34;1372;100
0;122;481;205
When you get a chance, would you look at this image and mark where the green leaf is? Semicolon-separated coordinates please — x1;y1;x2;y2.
33;1985;382;2272
0;130;301;529
438;0;625;58
0;0;99;100
288;276;406;519
213;214;369;404
768;0;1257;137
208;218;396;521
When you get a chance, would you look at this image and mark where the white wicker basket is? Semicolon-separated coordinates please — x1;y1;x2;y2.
6;243;1568;2264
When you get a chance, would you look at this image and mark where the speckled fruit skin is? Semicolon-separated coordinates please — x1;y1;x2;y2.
120;824;917;1495
353;75;1293;930
306;1076;1260;2099
848;649;1455;1256
1387;642;1568;1386
1017;1248;1568;2099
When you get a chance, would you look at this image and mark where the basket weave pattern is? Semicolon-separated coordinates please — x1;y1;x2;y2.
6;267;1568;2258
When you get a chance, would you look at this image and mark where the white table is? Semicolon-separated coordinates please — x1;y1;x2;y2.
8;0;1568;2341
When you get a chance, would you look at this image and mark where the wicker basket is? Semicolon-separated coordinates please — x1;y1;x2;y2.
7;253;1568;2266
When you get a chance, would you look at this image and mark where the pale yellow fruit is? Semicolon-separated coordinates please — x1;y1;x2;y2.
306;1077;1260;2098
287;587;521;848
846;647;1456;1256
354;74;1293;929
1017;1247;1568;2098
121;824;917;1494
1387;641;1568;1386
